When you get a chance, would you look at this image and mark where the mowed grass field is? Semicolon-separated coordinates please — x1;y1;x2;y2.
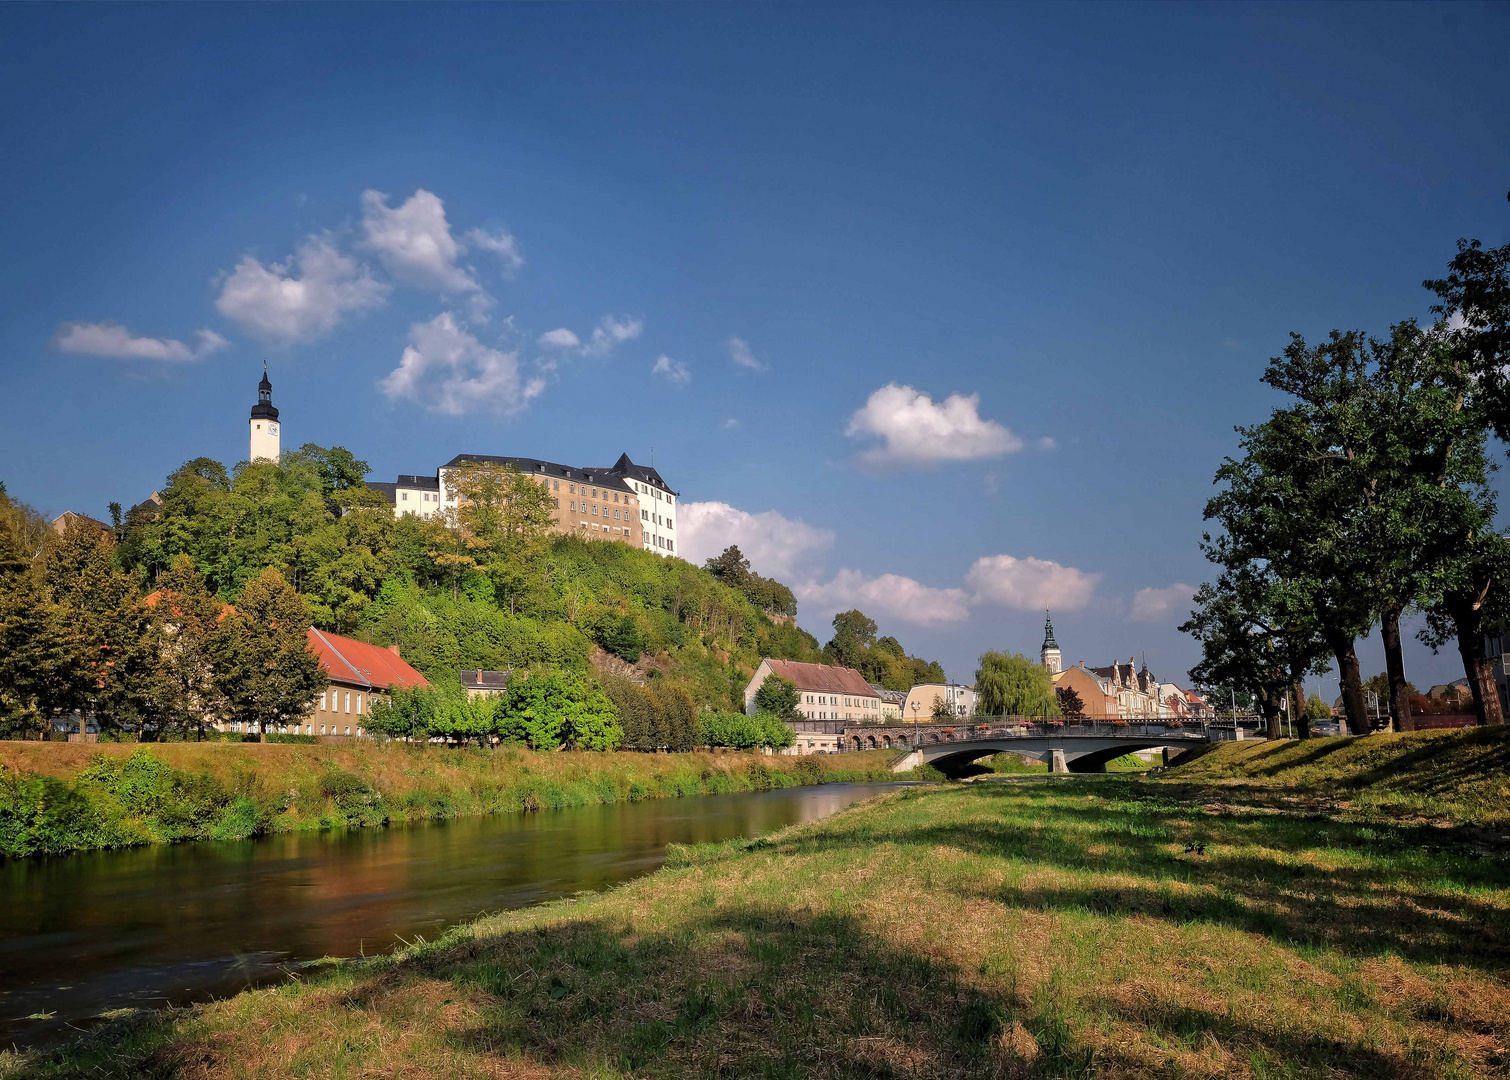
13;750;1508;1080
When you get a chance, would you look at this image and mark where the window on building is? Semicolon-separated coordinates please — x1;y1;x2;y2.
401;492;408;501
642;509;648;520
553;498;559;508
592;505;598;515
554;480;560;490
320;724;326;735
667;518;673;529
592;487;598;498
345;691;351;713
614;509;620;519
320;691;327;711
345;726;351;736
356;695;363;715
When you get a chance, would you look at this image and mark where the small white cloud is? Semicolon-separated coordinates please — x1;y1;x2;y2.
537;316;642;360
462;226;524;275
359;188;478;294
1036;436;1058;451
797;569;971;626
966;554;1100;612
846;383;1023;470
651;355;690;385
1130;583;1196;624
379;312;544;417
726;336;764;370
538;328;581;349
585;315;642;358
677;501;834;581
215;235;389;344
722;417;740;430
53;322;229;362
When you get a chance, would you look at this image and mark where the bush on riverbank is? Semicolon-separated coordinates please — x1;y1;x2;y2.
13;778;1508;1080
0;742;903;858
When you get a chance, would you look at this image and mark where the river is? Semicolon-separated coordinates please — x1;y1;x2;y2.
0;782;909;1051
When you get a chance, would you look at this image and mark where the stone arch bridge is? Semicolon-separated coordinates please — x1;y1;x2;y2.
828;720;1211;776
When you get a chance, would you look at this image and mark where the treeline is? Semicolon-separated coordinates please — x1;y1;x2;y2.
820;609;946;691
1185;235;1510;738
0;493;324;740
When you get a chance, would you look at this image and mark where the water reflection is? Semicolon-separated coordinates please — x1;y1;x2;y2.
0;783;906;1050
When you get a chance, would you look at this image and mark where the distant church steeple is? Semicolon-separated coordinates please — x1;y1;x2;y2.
1040;609;1062;675
249;363;281;463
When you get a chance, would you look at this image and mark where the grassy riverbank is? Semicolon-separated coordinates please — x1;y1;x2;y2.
12;750;1508;1080
0;742;903;858
1157;726;1510;826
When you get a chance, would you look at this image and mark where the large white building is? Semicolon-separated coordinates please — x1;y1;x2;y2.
370;452;680;556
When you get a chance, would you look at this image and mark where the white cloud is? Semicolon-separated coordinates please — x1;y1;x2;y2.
847;383;1023;470
726;336;764;370
677;501;833;581
215;235;389;344
965;554;1100;612
797;569;971;626
1130;583;1196;624
53;322;228;361
1036;436;1058;451
722;417;740;430
538;328;581;349
585;316;643;358
537;316;642;360
359;189;478;293
462;227;524;274
379;312;544;417
652;355;690;384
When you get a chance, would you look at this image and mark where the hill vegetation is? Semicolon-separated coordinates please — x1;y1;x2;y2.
0;452;944;738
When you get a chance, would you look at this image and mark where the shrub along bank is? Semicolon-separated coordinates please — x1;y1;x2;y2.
0;742;902;858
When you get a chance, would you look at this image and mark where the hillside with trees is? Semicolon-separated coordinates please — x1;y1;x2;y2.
0;454;946;741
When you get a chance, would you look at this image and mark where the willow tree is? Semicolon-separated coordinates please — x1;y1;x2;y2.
975;651;1059;718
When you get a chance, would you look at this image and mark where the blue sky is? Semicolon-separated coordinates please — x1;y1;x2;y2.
2;3;1507;694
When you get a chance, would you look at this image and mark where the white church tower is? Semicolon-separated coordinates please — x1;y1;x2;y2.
249;364;280;463
1040;609;1062;675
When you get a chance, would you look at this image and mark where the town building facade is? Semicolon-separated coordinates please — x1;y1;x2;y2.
901;683;977;722
744;658;882;725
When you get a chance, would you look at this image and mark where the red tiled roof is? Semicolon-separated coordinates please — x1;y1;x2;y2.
763;658;876;697
307;629;429;692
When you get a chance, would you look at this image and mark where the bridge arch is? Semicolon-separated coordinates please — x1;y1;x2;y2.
896;736;1194;777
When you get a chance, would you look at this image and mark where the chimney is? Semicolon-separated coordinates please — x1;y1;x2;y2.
388;644;402;657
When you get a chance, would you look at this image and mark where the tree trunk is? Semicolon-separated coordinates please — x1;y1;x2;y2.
1260;691;1282;741
1327;632;1369;735
1291;683;1310;740
1452;610;1505;726
1381;606;1412;733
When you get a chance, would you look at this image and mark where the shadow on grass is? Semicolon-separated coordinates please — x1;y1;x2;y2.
756;784;1510;970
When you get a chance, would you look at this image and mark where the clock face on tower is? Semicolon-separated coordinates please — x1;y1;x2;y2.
268;422;279;435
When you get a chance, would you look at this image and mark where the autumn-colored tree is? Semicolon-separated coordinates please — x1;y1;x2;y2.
152;555;231;740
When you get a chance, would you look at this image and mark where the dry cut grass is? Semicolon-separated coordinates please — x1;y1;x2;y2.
10;778;1508;1080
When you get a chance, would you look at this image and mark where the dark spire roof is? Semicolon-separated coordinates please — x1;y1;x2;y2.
1041;609;1059;651
250;363;278;421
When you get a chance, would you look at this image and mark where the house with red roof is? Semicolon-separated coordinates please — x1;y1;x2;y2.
744;658;882;754
296;630;428;738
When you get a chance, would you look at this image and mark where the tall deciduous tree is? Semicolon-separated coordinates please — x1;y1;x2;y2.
974;651;1059;718
216;568;326;740
153;555;231;740
0;511;69;738
753;673;801;720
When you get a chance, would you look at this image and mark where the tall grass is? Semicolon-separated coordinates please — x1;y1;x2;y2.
0;742;903;858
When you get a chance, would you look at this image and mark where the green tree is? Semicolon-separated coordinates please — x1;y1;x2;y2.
1425;237;1510;441
974;651;1059;718
497;671;622;751
1304;693;1333;720
215;568;326;740
1182;567;1329;741
823;610;878;670
0;510;71;738
753;673;801;720
603;613;643;663
149;555;230;740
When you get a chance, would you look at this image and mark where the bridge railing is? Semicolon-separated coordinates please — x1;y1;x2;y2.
834;718;1214;752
